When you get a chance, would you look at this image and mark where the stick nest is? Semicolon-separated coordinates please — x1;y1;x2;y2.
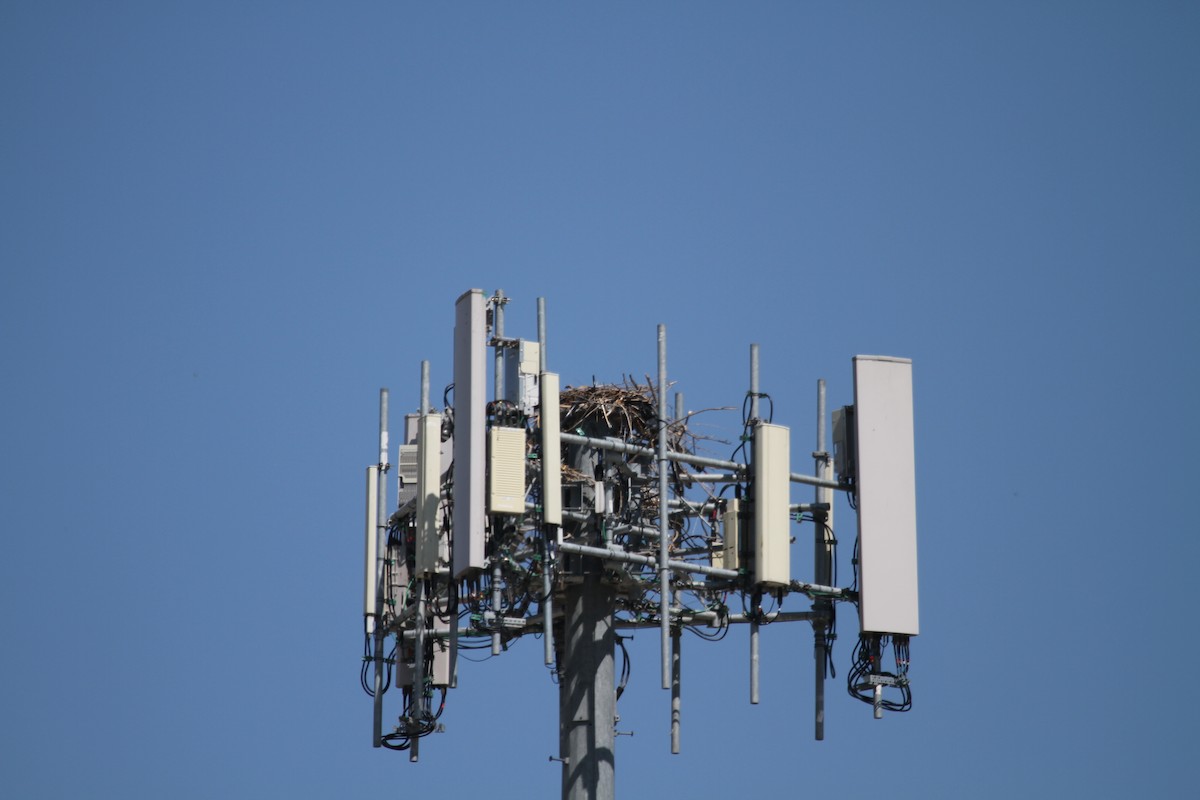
559;377;692;453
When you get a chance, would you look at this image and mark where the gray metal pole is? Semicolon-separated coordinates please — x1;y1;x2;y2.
491;291;505;657
813;378;829;741
748;345;760;705
539;296;555;667
543;534;555;666
492;561;503;656
671;625;681;754
411;578;426;762
538;297;547;372
560;571;616;800
420;361;430;416
657;325;671;690
372;388;389;747
557;431;841;490
671;388;684;752
493;289;505;401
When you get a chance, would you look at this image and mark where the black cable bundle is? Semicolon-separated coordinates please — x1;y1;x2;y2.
846;634;912;713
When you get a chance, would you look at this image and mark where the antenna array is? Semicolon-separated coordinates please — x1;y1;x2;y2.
359;290;920;798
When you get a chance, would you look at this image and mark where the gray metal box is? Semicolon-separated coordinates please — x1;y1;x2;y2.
853;356;919;636
503;340;541;416
415;414;444;575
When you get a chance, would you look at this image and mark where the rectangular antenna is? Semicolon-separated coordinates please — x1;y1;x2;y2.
416;414;444;574
853;355;919;636
753;423;791;586
720;498;740;571
540;372;562;526
453;289;487;577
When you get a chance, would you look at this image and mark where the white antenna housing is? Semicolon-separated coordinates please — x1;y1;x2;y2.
752;423;791;586
853;355;919;636
452;289;487;577
540;372;562;526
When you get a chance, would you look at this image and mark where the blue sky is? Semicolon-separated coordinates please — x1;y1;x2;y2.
2;2;1197;797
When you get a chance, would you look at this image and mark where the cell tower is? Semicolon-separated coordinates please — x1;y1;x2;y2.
359;290;919;799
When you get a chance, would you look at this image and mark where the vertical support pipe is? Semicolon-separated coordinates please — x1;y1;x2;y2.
543;534;555;666
750;624;760;705
657;325;671;690
813;378;830;741
748;346;760;705
538;297;547;372
493;289;506;401
542;307;559;671
492;561;503;656
671;625;681;754
420;361;430;416
491;291;505;657
749;344;760;421
411;579;427;762
372;388;389;747
671;388;683;747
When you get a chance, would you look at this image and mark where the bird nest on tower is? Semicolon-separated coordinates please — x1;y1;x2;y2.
556;377;695;483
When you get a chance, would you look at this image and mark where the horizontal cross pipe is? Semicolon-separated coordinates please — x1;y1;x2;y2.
558;541;740;580
558;432;844;490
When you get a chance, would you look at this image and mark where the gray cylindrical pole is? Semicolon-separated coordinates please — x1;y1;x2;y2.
493;289;505;401
420;361;430;416
411;579;426;762
492;560;503;656
748;346;760;705
491;292;505;657
560;571;616;800
671;625;681;754
373;388;389;747
538;296;554;666
543;535;555;666
750;620;760;705
538;297;547;372
749;344;760;421
657;325;671;690
813;378;829;741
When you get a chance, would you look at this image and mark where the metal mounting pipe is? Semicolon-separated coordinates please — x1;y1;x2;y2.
557;541;739;580
748;346;759;706
543;534;555;666
411;578;426;763
671;625;681;754
538;297;547;372
493;289;505;401
557;432;842;490
657;324;671;690
372;388;389;748
813;378;829;741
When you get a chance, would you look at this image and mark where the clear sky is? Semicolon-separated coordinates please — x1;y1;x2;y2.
2;2;1197;797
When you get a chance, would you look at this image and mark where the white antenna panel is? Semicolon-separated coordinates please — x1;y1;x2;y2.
415;414;443;574
853;355;919;636
540;372;562;526
753;423;791;586
452;289;487;577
